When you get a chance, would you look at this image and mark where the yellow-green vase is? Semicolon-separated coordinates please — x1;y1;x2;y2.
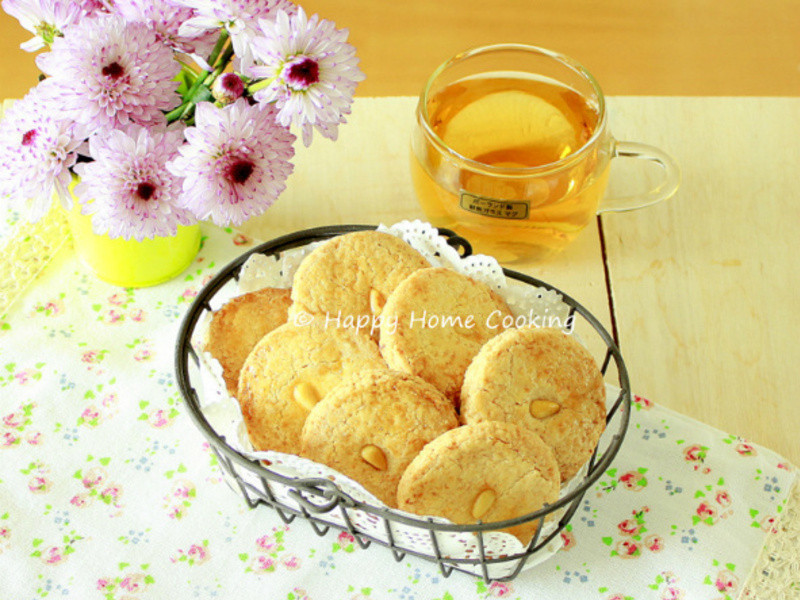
66;203;201;288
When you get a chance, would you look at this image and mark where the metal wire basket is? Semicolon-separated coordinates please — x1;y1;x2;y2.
174;224;631;582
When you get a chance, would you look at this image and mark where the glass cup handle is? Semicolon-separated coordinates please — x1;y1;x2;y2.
597;140;681;213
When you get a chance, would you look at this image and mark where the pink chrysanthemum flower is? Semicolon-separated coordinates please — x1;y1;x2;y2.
167;99;295;227
249;7;364;146
0;87;85;220
114;0;217;57
1;0;82;51
78;0;111;15
73;125;195;241
36;14;180;134
175;0;295;66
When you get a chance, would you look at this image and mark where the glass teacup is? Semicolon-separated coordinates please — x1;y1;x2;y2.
410;44;680;262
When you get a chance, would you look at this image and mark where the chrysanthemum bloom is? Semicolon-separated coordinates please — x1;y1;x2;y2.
175;0;295;66
77;0;111;15
0;88;85;220
36;14;180;133
249;7;364;146
114;0;216;57
73;125;195;241
1;0;82;51
167;99;295;227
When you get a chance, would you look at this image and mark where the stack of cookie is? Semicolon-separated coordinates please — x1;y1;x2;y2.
204;231;606;543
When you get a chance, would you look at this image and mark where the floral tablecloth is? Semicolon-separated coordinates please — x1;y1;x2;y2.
0;221;796;600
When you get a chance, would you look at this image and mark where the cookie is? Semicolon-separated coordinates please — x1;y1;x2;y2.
289;231;430;337
204;287;292;396
460;327;606;482
379;267;513;407
396;421;560;544
237;322;387;454
300;370;459;507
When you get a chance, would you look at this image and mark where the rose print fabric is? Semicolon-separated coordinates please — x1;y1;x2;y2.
0;222;796;600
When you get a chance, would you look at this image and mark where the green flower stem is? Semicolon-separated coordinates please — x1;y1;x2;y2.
206;29;231;70
247;76;278;95
178;44;237;124
166;30;234;125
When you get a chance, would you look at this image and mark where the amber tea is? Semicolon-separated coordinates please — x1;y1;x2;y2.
411;45;679;262
412;73;611;261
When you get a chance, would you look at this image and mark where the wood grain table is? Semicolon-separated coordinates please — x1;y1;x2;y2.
241;95;800;468
241;92;800;597
2;0;799;99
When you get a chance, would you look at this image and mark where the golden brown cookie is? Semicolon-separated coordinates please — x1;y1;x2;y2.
300;369;459;507
460;327;606;482
237;322;387;454
289;231;430;338
378;267;513;407
396;421;560;544
205;287;292;396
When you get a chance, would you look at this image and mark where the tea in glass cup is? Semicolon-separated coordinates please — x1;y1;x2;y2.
410;44;679;262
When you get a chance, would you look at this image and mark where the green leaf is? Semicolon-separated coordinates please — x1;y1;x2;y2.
99;457;110;466
601;536;613;546
176;69;197;95
32;538;43;547
726;562;736;572
694;490;705;498
187;85;213;105
238;553;248;561
749;508;759;518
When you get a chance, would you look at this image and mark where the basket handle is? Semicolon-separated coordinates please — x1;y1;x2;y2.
287;478;356;514
437;228;473;258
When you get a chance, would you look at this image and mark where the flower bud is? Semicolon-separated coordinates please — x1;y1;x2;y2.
211;73;245;105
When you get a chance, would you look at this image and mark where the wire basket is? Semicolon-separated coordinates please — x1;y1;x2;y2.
174;224;631;582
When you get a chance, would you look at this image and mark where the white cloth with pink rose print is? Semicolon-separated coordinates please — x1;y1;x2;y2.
0;219;795;600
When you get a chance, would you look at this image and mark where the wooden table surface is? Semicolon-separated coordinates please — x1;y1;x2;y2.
1;0;800;98
239;95;800;467
1;1;797;461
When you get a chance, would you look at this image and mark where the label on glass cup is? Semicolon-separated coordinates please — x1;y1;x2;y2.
459;192;529;220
